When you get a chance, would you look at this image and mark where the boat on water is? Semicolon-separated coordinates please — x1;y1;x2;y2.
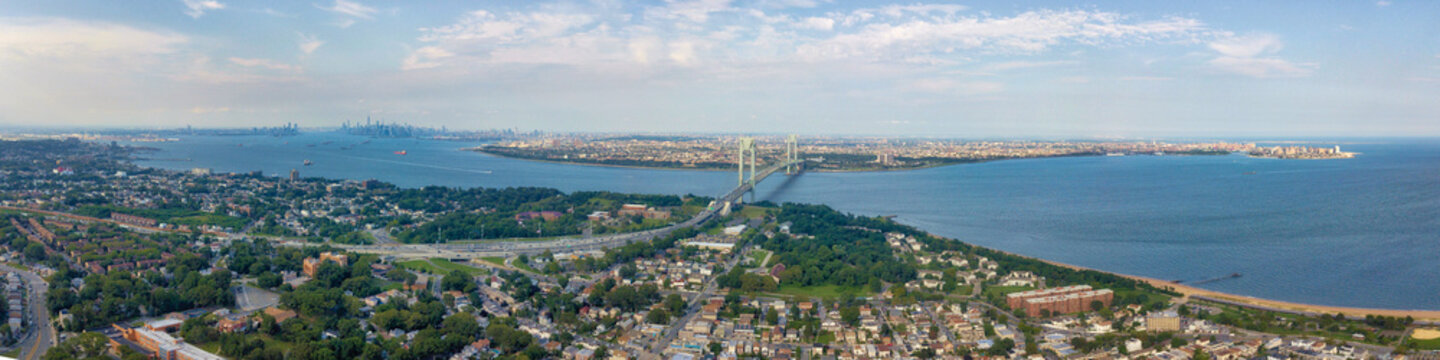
1106;152;1125;156
394;150;407;155
303;160;313;166
1243;171;1257;175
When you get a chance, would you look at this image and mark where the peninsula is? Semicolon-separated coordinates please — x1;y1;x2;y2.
475;135;1262;171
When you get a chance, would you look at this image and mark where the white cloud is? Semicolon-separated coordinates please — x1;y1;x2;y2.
797;17;835;31
401;46;455;70
1208;33;1282;58
877;4;967;17
228;57;298;72
796;10;1206;62
1207;33;1313;78
1376;1;1392;6
0;18;187;65
298;33;323;54
319;0;377;18
645;0;735;23
182;0;225;19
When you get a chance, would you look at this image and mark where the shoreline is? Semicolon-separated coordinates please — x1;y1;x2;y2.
468;147;1105;174
118;143;1435;320
1027;257;1440;322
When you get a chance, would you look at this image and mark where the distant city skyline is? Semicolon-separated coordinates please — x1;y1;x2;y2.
1;0;1438;137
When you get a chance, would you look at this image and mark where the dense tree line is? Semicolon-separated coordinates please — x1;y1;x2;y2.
392;188;702;243
751;204;917;289
46;253;234;330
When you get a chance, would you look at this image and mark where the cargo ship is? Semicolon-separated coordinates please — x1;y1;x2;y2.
394;150;407;155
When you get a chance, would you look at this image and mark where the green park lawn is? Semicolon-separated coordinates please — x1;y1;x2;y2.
479;256;507;267
771;284;872;300
747;249;770;268
428;258;486;276
396;258;486;276
1409;336;1440;350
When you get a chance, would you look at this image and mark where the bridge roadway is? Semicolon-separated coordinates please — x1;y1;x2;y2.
292;160;803;259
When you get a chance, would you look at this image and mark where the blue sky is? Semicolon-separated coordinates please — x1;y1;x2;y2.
1;0;1438;137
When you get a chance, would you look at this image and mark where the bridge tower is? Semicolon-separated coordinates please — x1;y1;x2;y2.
785;134;798;175
737;137;757;187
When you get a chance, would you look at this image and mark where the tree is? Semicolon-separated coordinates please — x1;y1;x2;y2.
24;242;46;261
912;348;937;360
257;272;282;289
664;294;686;314
766;307;779;325
709;342;723;356
441;270;475;292
442;313;482;339
646;309;670;324
987;338;1016;356
1090;300;1105;312
840;306;860;326
929;324;940;340
1193;349;1211;360
42;332;109;360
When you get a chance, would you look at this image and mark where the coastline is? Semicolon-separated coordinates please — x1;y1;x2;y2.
468;147;1095;174
1028;257;1440;322
121;142;1437;320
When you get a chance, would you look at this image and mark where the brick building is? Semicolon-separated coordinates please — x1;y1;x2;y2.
302;252;349;277
1005;285;1114;317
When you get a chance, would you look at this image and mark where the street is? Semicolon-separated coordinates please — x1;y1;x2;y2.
0;264;54;360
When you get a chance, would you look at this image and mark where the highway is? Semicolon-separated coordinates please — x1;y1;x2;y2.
2;264;54;360
286;159;803;259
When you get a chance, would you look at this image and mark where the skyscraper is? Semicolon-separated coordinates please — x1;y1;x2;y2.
290;169;299;181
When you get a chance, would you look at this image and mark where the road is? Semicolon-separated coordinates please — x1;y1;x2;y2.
1;265;54;360
647;242;751;354
282;159;804;259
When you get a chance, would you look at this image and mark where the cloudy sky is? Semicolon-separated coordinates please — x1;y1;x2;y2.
1;0;1438;137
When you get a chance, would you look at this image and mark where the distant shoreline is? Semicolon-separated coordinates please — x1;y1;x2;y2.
467;146;956;173
465;147;1208;173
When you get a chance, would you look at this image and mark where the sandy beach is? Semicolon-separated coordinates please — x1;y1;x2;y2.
1033;258;1440;321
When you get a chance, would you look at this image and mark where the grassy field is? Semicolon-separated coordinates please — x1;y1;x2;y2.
478;256;506;267
396;259;441;274
771;284;872;300
2;348;19;358
428;258;486;276
396;258;486;276
1409;337;1440;350
982;285;1035;298
747;249;771;268
738;205;772;219
514;261;539;274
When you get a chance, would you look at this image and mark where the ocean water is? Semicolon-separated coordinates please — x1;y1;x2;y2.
131;134;1440;310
